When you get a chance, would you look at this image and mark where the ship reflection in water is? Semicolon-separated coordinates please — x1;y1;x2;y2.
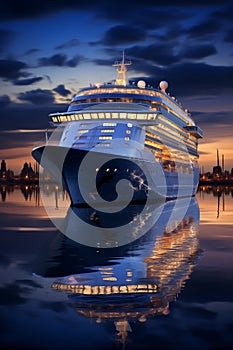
34;195;201;345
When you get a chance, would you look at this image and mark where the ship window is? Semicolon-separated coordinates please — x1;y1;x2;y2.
137;114;147;120
127;123;133;128
112;113;118;119
60;116;67;122
105;113;111;118
119;113;127;119
101;129;115;133
125;136;130;141
91;113;98;119
128;113;136;119
126;130;131;134
99;113;105;119
52;116;58;122
148;114;155;120
83;113;90;119
97;143;110;147
103;123;117;126
78;129;89;133
99;136;112;140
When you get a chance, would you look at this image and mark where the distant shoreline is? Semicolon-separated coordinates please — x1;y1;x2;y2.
1;179;233;187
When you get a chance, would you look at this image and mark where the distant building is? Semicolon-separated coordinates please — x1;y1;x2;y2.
20;162;35;180
213;165;222;176
0;160;7;179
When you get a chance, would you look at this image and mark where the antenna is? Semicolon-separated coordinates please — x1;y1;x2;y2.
113;51;131;86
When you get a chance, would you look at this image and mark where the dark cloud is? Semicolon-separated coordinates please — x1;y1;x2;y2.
131;62;233;97
0;28;16;52
212;3;233;21
180;44;217;60
38;54;67;67
97;25;147;46
193;111;233;127
186;19;222;39
0;102;67;133
18;88;55;105
55;38;80;50
0;58;28;80
24;48;40;55
39;300;68;312
13;76;43;85
66;55;81;67
164;63;233;96
0;1;230;21
0;94;11;108
38;53;81;67
126;43;179;66
15;279;43;289
53;84;71;97
224;29;233;43
98;7;193;31
0;283;28;305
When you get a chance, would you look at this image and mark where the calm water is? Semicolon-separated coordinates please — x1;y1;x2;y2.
0;185;233;350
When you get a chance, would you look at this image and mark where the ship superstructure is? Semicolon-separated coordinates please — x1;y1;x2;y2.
32;54;203;205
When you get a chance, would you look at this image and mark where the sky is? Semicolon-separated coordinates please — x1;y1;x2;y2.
0;0;233;173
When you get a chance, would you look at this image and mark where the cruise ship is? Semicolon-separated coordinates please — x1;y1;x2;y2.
32;54;203;206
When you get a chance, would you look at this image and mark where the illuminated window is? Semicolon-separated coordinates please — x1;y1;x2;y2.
103;122;116;126
101;129;115;133
91;113;98;119
78;129;89;133
137;114;147;120
148;114;155;120
126;130;131;134
112;113;118;119
83;113;90;119
52;116;58;122
125;136;130;141
128;113;136;119
60;116;67;122
127;123;133;127
99;136;112;140
119;113;127;119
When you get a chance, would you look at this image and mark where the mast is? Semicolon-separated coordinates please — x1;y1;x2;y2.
113;51;131;86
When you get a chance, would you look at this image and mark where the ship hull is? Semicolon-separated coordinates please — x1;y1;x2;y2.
32;145;199;206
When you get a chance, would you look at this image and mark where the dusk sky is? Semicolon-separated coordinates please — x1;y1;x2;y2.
0;0;232;173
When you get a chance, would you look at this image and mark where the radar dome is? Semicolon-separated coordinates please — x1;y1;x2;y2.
159;80;168;92
137;80;146;88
